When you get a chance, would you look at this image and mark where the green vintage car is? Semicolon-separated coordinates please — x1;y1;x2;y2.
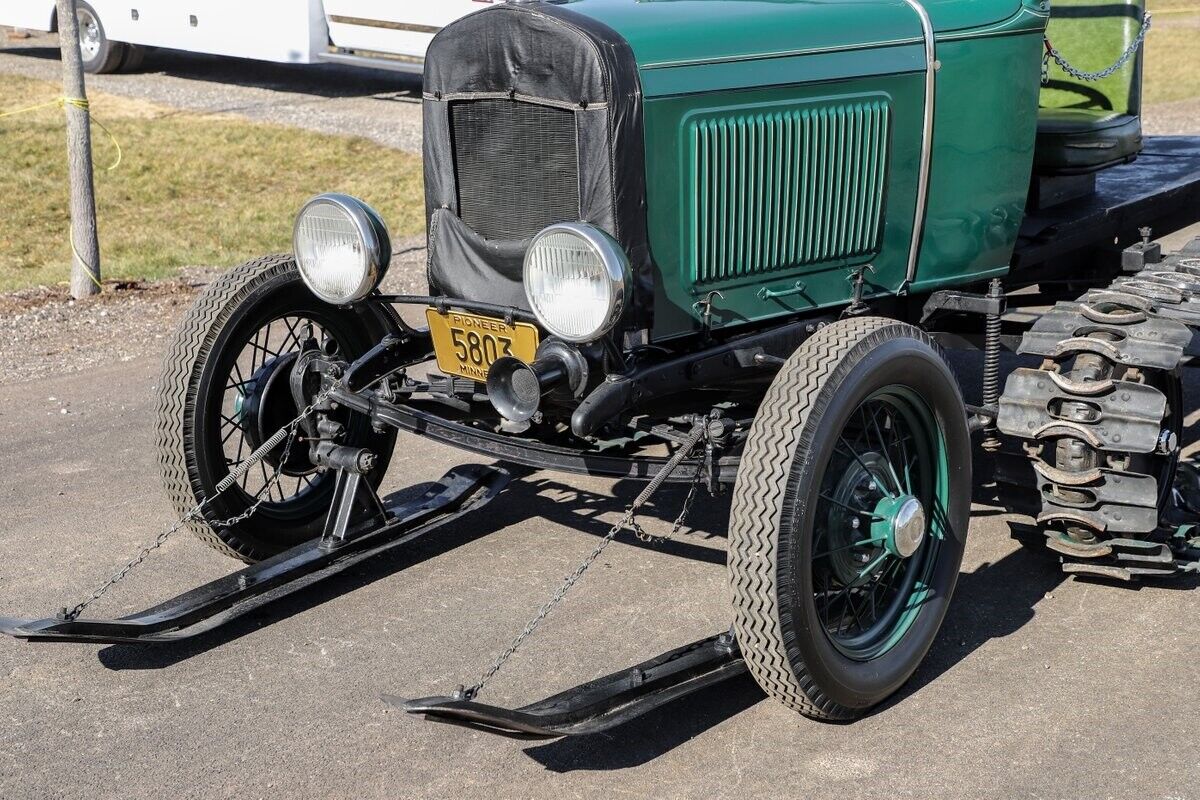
6;0;1200;737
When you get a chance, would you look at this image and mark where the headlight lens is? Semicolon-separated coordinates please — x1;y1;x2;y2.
293;193;390;305
524;223;630;343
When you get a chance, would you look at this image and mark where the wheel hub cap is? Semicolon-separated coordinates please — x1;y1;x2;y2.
874;494;927;559
78;13;100;59
239;351;313;476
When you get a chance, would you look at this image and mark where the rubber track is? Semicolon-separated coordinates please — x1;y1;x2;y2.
154;254;297;563
729;316;913;720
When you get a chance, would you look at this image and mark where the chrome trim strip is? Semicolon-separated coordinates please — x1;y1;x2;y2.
328;15;441;35
937;6;1049;41
901;0;938;287
641;36;925;70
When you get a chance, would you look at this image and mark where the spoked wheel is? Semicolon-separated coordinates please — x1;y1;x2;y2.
156;255;398;563
811;389;946;661
729;318;972;720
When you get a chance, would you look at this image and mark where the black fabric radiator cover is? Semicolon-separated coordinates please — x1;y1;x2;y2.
450;99;580;241
422;1;652;330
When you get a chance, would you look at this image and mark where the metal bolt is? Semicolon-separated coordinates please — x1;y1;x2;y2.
851;517;861;529
1158;429;1178;455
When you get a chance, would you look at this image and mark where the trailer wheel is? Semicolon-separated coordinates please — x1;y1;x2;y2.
729;318;971;720
76;2;125;74
118;44;147;73
155;255;398;563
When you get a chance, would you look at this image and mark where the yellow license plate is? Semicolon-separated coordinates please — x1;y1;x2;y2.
426;308;540;382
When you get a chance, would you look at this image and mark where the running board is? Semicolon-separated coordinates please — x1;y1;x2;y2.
396;633;746;739
0;464;512;645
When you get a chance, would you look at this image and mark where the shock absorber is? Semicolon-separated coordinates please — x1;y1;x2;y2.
981;278;1004;452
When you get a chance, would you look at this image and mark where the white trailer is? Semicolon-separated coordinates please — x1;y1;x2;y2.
1;0;497;74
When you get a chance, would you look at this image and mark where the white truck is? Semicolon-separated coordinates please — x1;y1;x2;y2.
2;0;497;74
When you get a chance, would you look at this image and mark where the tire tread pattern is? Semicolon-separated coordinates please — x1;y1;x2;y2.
154;254;296;563
728;317;927;720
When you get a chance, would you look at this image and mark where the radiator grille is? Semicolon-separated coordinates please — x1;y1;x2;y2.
689;99;891;284
451;99;580;241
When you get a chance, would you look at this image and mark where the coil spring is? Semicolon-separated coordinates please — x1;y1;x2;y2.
982;279;1003;410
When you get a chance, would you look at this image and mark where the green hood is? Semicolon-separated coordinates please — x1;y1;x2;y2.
555;0;1025;74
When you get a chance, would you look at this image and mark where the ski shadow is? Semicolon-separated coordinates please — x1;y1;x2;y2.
94;471;724;671
522;540;1063;772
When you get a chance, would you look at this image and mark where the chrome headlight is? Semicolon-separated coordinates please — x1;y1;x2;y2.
523;223;630;343
293;193;391;305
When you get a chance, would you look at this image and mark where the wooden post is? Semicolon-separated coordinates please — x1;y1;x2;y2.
56;0;102;298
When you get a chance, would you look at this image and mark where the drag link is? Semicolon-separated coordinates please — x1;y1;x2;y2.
462;417;712;701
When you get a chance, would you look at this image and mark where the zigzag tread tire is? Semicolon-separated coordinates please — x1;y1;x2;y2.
154;255;299;563
154;255;397;563
728;317;971;720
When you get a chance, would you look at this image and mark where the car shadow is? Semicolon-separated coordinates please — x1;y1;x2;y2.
92;448;1176;766
522;536;1065;772
95;472;725;671
3;45;421;99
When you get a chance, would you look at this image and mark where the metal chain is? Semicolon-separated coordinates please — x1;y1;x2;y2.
463;417;711;701
1043;13;1152;85
60;385;336;622
635;455;704;544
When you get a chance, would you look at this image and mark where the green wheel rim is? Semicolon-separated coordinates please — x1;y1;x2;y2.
810;385;950;661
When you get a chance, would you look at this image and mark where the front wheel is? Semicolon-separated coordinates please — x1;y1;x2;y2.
728;317;972;720
155;255;398;563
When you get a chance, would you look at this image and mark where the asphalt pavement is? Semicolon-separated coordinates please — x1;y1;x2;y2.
3;31;1200;800
1;310;1200;800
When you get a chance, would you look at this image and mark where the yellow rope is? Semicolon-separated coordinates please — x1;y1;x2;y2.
0;95;122;171
69;223;104;292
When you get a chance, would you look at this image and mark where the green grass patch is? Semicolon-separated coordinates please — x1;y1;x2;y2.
0;73;424;292
1040;0;1200;110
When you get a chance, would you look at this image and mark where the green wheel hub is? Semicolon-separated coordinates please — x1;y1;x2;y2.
813;386;949;661
872;494;927;559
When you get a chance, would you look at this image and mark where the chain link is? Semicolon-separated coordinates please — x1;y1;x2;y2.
60;385;335;622
1043;13;1151;85
462;418;712;701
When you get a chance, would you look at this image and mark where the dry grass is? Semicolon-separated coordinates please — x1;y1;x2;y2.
1;6;1196;293
0;73;424;291
1144;0;1200;104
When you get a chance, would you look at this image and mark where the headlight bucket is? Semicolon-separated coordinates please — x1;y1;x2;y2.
293;193;391;305
523;223;631;343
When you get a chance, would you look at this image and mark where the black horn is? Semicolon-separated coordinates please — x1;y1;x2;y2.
486;340;588;423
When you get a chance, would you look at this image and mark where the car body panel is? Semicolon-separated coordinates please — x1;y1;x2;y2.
554;0;1047;337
